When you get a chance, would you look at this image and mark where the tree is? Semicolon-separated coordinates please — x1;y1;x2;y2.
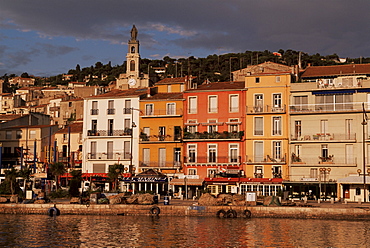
49;162;66;190
4;168;19;195
108;163;125;192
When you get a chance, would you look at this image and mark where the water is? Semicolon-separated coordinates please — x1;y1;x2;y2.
0;214;368;247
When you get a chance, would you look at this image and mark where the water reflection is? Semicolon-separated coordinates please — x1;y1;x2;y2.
0;215;369;247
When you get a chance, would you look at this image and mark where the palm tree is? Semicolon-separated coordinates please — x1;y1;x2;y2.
108;163;124;191
49;162;66;190
18;167;32;195
4;168;19;195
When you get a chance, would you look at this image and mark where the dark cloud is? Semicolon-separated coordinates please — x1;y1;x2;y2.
36;43;79;58
1;0;370;75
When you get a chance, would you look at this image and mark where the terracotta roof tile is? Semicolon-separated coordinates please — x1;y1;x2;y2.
301;64;370;78
155;76;196;85
56;122;83;133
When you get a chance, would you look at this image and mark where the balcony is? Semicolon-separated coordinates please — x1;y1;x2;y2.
87;129;132;137
139;161;182;169
87;152;130;160
90;109;99;115
184;156;241;164
246;105;286;114
183;131;244;140
289;102;365;114
291;133;356;142
290;155;357;166
140;134;182;142
246;154;286;164
107;108;115;115
141;108;183;117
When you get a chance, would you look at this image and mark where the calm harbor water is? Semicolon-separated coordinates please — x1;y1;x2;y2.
0;214;368;247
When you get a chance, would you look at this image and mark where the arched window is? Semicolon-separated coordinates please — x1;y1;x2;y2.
130;60;135;71
131;46;135;53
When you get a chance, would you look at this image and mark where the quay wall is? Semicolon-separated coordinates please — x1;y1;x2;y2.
0;204;370;220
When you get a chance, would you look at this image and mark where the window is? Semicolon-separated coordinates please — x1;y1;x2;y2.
91;101;98;115
166;103;176;115
273;93;282;108
124;141;130;159
108;119;114;136
254;94;263;112
142;148;150;166
107;141;113;159
272;166;281;178
208;144;217;163
29;130;36;140
273;141;282;160
321;144;328;158
310;168;318;178
208;168;217;177
145;104;154;115
91;120;97;132
90;141;97;159
320;120;328;134
188;97;197;114
276;76;281;83
208;120;217;133
295;145;302;159
356;188;361;195
159;148;166;167
188;145;196;162
254;141;263;162
124;100;131;114
159;126;166;141
167;85;172;93
345;144;354;164
208;96;218;113
188;168;197;175
254;117;263;135
255;77;260;83
229;119;239;132
63;133;68;142
345;119;353;139
293;96;308;111
16;130;22;139
124;119;131;130
316;94;353;111
229;144;238;162
187;120;197;133
174;148;181;166
143;127;150;136
254;166;263;178
229;94;239;112
272;116;282;135
130;60;135;71
5;130;11;139
294;121;301;139
107;100;115;114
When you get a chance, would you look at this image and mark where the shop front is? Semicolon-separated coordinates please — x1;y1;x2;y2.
121;169;168;195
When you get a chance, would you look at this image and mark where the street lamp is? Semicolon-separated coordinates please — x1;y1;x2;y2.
319;167;331;200
229;57;238;82
362;102;368;202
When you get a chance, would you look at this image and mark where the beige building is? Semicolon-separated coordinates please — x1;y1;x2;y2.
288;64;370;202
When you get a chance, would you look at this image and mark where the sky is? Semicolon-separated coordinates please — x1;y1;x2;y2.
1;0;370;77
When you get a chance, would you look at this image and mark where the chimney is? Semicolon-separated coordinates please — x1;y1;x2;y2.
147;87;151;97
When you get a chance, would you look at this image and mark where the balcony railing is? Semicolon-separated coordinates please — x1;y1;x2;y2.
91;109;99;115
107;108;116;115
246;105;286;114
291;133;356;141
290;156;357;165
246;154;286;164
289;102;367;114
87;129;132;136
140;134;182;142
183;131;244;140
87;152;130;160
184;156;241;164
139;161;182;168
141;108;183;117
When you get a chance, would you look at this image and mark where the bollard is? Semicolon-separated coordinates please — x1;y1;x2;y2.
344;199;348;204
303;196;307;204
358;198;362;204
318;199;321;204
330;198;334;204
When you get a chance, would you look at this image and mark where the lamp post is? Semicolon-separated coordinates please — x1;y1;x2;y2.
362;102;368;202
229;57;238;82
319;167;331;200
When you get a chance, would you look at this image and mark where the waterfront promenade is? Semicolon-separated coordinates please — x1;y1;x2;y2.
1;198;370;220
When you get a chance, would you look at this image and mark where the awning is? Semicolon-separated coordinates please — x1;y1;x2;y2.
337;175;370;184
170;178;204;186
312;89;355;95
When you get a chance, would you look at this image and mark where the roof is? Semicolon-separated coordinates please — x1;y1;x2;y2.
233;61;293;74
56;122;83;133
156;76;196;85
186;81;245;91
144;92;183;100
301;64;370;78
87;89;148;99
169;178;204;186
